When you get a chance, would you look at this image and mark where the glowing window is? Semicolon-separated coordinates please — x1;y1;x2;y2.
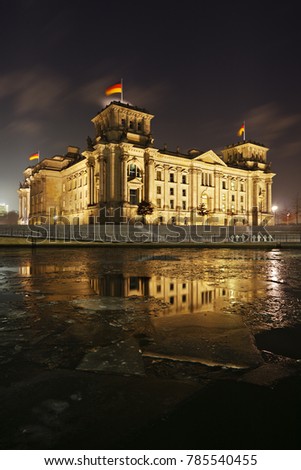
128;164;141;179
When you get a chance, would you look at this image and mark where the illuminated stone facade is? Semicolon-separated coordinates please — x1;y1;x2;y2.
18;101;275;225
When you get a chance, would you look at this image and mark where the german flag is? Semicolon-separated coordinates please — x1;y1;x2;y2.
105;83;122;96
29;152;39;161
237;123;245;137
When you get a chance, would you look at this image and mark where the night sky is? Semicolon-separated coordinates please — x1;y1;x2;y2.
1;0;300;213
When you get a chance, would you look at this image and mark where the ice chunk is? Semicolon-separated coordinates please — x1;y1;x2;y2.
77;337;145;375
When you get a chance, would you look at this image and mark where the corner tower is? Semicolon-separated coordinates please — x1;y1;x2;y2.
91;101;155;147
221;141;275;225
221;140;270;171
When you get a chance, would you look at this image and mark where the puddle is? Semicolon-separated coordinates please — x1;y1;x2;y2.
72;298;127;311
255;325;301;359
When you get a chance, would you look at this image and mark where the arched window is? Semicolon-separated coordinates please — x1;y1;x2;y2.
127;163;141;180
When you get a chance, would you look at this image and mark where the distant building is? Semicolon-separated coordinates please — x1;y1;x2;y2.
0;203;9;217
18;101;276;226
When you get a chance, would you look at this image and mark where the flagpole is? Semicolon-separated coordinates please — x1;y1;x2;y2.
121;78;123;103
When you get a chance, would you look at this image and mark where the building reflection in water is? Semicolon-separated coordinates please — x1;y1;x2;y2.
90;274;246;316
19;265;75;275
18;262;268;316
18;262;95;300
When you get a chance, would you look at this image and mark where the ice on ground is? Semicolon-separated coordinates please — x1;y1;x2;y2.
144;311;263;369
77;337;145;375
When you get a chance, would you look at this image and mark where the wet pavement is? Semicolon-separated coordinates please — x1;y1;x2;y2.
0;246;301;449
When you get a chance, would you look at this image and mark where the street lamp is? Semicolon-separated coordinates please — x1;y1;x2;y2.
272;205;278;225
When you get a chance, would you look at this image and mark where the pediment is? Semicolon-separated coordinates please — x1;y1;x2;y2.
128;177;143;185
193;150;227;166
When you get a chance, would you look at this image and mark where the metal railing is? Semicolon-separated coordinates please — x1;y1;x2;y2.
1;224;301;244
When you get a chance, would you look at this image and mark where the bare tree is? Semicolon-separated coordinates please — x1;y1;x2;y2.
292;193;301;224
285;194;301;224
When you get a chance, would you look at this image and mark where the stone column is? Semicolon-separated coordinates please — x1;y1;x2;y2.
227;177;231;214
24;194;27;221
105;145;115;203
235;178;240;214
86;158;95;206
246;175;252;221
98;155;105;202
266;180;272;213
253;177;259;208
120;154;128;202
252;177;260;225
196;170;202;211
176;167;182;211
27;189;30;221
147;157;155;202
90;164;95;205
109;147;115;202
164;164;169;210
19;195;22;220
190;168;198;224
191;169;198;210
23;195;27;221
94;160;99;205
214;171;221;212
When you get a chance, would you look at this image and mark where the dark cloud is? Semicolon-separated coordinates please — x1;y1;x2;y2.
4;118;42;135
246;103;301;148
0;69;67;114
